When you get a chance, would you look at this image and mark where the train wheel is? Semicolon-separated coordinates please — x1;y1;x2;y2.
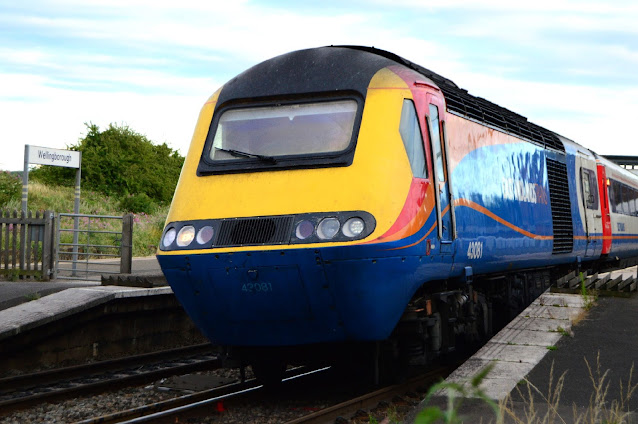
251;359;287;387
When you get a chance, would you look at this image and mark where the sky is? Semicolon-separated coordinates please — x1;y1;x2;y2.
1;0;638;172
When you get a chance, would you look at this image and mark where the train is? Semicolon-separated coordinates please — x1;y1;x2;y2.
156;46;638;383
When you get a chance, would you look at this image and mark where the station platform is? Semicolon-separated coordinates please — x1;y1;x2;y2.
0;256;205;373
0;256;163;312
407;266;638;423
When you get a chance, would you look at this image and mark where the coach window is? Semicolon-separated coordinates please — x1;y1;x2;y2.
399;100;427;178
621;185;631;215
428;104;445;183
611;180;622;213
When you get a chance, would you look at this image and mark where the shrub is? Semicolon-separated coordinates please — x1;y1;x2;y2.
0;171;21;207
119;193;157;214
31;123;184;204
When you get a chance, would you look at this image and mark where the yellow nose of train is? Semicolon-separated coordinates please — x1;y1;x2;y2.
155;46;444;347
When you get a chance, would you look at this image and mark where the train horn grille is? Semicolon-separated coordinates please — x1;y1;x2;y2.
216;216;294;247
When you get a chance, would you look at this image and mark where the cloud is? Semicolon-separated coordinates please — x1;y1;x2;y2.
1;0;637;172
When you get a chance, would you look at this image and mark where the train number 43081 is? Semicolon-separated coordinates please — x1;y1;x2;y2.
467;241;483;259
242;283;273;293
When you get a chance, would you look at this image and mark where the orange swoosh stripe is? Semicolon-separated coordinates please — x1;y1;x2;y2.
385;205;450;251
386;221;437;251
454;198;553;240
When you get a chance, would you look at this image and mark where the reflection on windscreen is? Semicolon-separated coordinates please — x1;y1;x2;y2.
209;100;358;161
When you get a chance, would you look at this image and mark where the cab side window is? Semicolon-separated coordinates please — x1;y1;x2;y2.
581;169;599;210
399;99;427;179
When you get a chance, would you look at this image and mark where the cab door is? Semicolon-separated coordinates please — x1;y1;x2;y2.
577;155;602;257
426;94;455;254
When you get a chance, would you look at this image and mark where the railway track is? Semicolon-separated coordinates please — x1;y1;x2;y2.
283;366;453;424
73;364;453;423
73;366;328;424
0;343;219;414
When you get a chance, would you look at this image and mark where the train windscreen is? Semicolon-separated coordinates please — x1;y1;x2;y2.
209;100;358;161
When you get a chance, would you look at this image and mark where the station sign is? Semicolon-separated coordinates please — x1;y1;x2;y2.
27;145;81;169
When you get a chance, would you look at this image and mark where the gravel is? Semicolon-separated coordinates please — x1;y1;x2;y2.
0;367;338;424
0;368;240;424
0;366;422;423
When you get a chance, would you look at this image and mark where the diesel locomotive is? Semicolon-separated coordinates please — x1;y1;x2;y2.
157;46;638;382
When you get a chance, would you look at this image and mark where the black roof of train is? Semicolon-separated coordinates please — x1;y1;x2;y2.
216;46;564;153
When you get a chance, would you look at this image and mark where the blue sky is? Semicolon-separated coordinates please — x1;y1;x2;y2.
2;0;637;171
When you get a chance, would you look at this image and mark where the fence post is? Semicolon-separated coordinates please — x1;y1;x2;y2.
19;210;26;274
120;213;133;274
42;211;54;281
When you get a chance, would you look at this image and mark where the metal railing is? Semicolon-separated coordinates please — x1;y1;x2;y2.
55;213;132;280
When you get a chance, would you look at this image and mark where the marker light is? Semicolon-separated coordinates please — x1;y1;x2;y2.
342;217;365;238
176;226;195;247
295;220;314;240
196;226;214;245
317;218;340;240
162;228;177;248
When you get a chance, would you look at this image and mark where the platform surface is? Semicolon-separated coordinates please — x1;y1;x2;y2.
0;256;161;311
0;256;170;341
408;291;638;423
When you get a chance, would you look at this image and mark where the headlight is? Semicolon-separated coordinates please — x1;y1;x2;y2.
162;228;177;248
176;226;195;247
295;220;314;240
196;226;214;244
342;217;365;238
317;218;340;240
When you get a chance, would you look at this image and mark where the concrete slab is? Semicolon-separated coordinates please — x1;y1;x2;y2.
0;285;173;341
490;328;563;346
445;358;537;382
522;305;576;320
0;280;101;311
437;291;586;402
471;342;550;364
534;293;586;308
507;315;573;332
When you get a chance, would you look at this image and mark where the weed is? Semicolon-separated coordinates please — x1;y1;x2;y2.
502;362;567;424
578;353;638;423
24;292;41;301
580;272;597;311
416;363;500;424
553;326;572;337
546;346;558;351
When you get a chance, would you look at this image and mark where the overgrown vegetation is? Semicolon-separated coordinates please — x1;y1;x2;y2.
3;181;167;257
0;123;181;257
580;272;598;311
0;171;21;207
416;355;637;424
417;363;499;423
30;123;183;212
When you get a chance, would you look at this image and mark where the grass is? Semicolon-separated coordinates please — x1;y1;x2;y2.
3;181;167;258
24;292;41;301
416;354;637;424
580;272;598;311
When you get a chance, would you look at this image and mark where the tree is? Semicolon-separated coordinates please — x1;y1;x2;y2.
31;123;184;208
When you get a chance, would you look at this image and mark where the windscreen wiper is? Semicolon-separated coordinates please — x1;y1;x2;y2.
215;147;277;164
